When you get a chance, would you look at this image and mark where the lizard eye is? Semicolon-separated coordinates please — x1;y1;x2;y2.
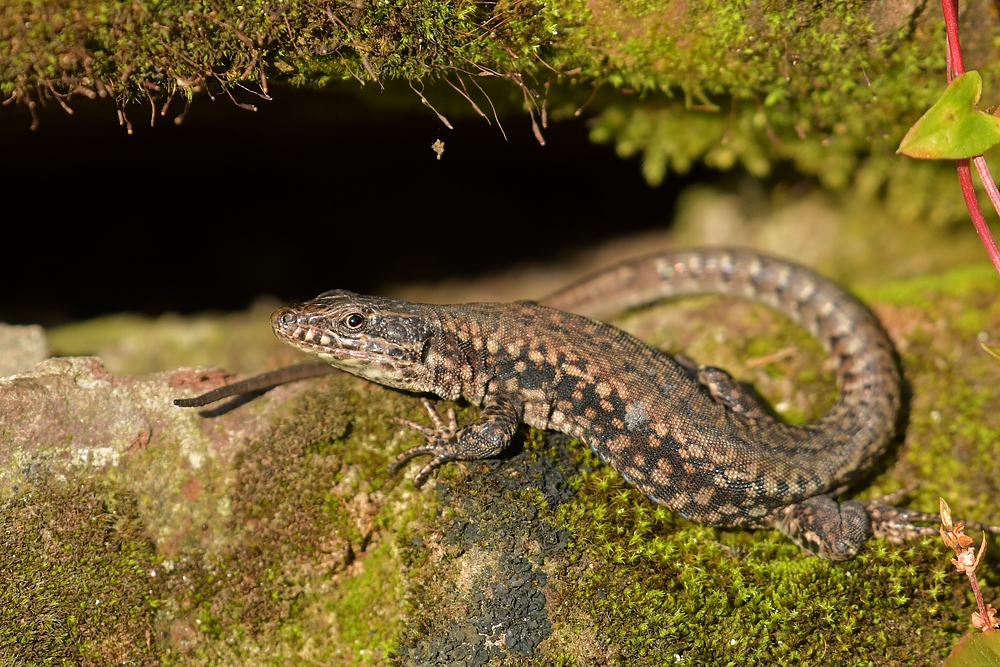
344;313;365;329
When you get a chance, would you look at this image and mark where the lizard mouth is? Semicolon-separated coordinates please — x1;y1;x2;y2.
270;308;361;361
270;305;427;390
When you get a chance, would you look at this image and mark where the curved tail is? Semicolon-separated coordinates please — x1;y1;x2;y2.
542;248;902;490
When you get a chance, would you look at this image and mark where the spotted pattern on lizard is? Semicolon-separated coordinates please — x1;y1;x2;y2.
247;248;980;559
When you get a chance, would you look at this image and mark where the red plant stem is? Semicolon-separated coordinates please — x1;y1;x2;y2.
941;0;965;78
940;0;1000;276
971;156;1000;274
968;571;990;626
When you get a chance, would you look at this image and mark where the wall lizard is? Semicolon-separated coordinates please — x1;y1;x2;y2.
176;248;998;560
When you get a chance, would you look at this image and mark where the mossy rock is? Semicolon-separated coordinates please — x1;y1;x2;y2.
2;258;1000;665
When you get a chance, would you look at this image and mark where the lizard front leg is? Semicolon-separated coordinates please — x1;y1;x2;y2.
390;394;522;487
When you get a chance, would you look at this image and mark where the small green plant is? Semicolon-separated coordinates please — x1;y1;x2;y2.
897;0;1000;280
939;497;1000;665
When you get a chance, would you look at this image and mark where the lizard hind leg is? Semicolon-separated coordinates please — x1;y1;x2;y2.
696;365;775;422
769;496;873;561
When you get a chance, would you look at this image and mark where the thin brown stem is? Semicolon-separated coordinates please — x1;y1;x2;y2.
969;570;990;624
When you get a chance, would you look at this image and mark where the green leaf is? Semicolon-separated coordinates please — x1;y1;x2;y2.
981;340;1000;361
943;630;1000;667
897;71;1000;159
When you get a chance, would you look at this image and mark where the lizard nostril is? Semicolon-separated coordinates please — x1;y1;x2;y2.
279;311;296;327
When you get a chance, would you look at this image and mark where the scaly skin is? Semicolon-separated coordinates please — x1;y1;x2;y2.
179;248;998;559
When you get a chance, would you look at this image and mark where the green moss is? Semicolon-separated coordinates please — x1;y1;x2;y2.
325;539;404;665
1;0;558;110
155;373;422;664
0;477;160;666
47;302;289;375
551;443;972;665
2;1;989;147
866;262;999;308
579;1;1000;230
586;92;995;233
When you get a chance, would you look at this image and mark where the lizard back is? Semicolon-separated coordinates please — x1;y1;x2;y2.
270;248;902;530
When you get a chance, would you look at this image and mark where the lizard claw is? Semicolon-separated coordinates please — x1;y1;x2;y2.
863;500;1000;544
389;398;461;487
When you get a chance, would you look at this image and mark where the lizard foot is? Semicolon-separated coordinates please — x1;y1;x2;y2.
773;494;1000;559
770;495;871;561
673;358;774;421
388;395;521;488
696;365;773;421
389;398;460;487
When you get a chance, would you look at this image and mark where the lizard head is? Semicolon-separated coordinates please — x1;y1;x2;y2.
271;290;437;391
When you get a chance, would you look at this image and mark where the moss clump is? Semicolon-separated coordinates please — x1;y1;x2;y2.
0;477;160;666
552;444;971;665
578;0;999;229
156;373;418;665
2;1;993;146
587;100;988;232
1;0;557;124
554;432;992;661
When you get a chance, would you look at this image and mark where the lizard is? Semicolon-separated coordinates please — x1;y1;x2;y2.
175;248;998;560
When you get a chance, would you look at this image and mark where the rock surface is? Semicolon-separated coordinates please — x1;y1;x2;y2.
0;323;47;377
3;262;1000;666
